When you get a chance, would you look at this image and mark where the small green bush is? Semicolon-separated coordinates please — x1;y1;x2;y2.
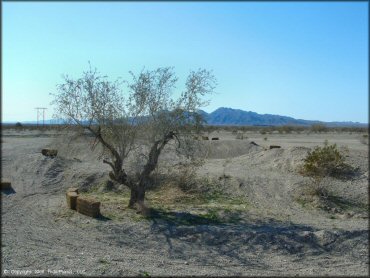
300;141;354;179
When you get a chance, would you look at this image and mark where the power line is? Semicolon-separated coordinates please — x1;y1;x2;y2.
35;107;47;127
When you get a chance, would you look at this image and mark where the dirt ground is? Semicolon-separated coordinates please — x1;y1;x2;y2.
1;128;369;276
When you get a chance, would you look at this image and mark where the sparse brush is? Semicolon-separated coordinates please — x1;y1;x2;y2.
295;176;367;213
304;180;330;199
235;132;244;139
174;166;199;193
297;141;357;211
359;134;369;145
297;140;355;211
310;124;328;133
278;125;294;134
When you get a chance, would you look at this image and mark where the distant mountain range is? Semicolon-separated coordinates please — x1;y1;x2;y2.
198;107;367;127
2;107;367;127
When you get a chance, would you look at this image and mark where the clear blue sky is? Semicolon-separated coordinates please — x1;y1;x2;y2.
3;1;368;123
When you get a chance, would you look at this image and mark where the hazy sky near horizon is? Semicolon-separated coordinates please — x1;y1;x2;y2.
3;2;368;123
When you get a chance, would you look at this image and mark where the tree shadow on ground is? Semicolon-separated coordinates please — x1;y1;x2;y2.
334;167;362;181
326;194;368;212
101;207;368;273
144;208;334;271
147;208;223;226
97;214;112;221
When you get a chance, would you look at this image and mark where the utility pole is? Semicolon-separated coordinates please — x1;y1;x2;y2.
35;107;47;127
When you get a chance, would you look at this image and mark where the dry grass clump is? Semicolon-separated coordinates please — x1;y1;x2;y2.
296;180;330;205
149;169;245;209
142;178;248;224
295;179;368;215
79;169;248;224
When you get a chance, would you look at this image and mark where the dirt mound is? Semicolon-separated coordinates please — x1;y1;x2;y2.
205;140;263;159
8;153;70;195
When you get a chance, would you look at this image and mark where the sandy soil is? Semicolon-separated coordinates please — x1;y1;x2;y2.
1;128;369;276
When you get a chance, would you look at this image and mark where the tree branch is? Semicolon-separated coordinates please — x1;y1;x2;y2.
86;126;121;162
103;159;114;170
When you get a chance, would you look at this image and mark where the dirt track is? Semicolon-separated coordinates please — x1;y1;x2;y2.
1;129;369;276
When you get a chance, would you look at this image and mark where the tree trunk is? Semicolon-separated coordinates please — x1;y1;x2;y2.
128;186;146;210
127;131;175;212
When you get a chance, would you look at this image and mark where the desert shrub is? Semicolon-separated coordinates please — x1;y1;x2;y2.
301;180;330;200
294;177;335;212
294;126;305;133
264;137;267;141
310;184;329;199
15;122;23;128
280;125;294;134
260;130;266;135
300;141;354;179
155;158;208;194
175;165;199;193
296;141;357;211
235;132;244;139
310;124;328;133
264;127;273;134
359;134;369;145
239;126;251;133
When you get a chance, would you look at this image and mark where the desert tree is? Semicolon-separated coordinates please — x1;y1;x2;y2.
52;64;216;211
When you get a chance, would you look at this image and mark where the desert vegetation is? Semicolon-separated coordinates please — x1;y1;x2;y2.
2;118;368;276
51;64;216;212
300;140;355;179
310;124;329;133
296;141;364;215
2;122;368;135
2;1;368;275
1;67;368;277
